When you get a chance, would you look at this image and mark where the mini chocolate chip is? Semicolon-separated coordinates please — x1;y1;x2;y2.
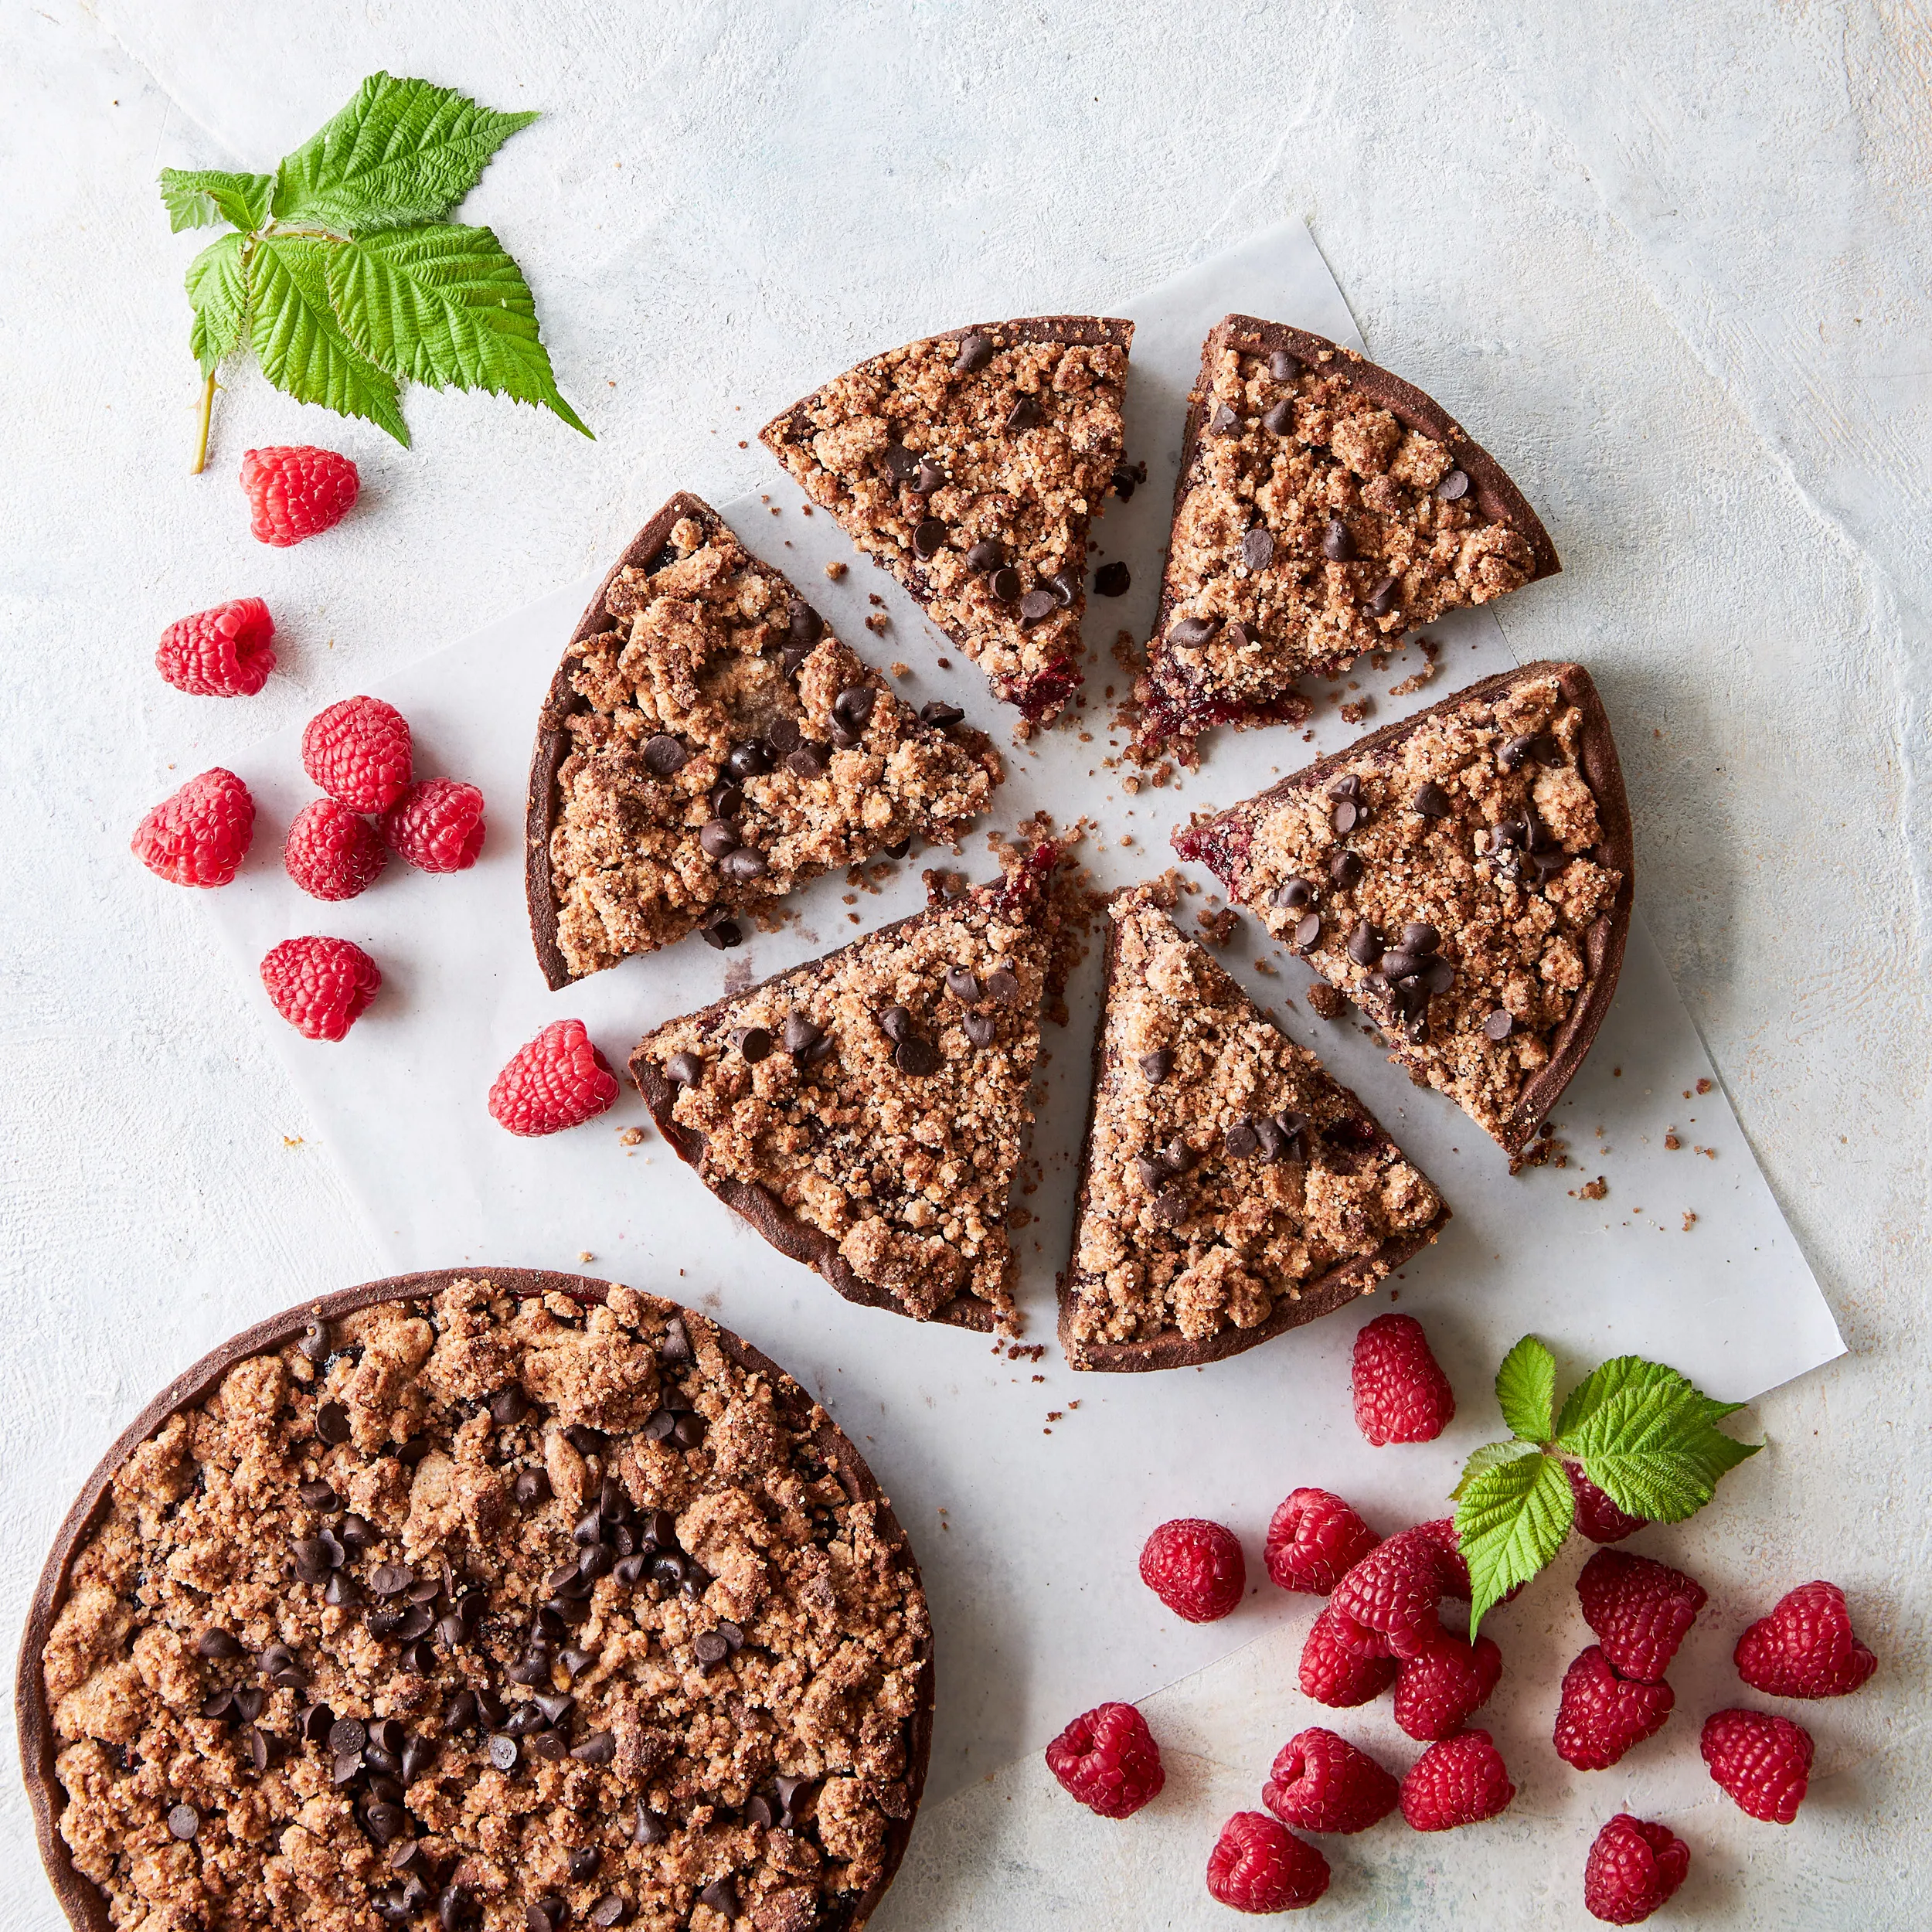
913;517;947;558
1243;526;1274;571
564;1846;601;1883
787;603;824;648
1019;588;1056;625
228;1685;262;1723
1381;949;1424;982
513;1468;551;1508
328;1716;367;1757
985;968;1021;1004
1047;569;1079;607
1133;1155;1165;1189
726;742;770;781
1138;1049;1174;1084
966;538;1004;573
1412;782;1452;818
1326;774;1362;801
709;781;745;821
1437;468;1470;502
474;1689;507;1729
954;332;993;374
298;1317;331;1362
1225;1120;1261;1158
1152;1187;1188;1226
1483;1009;1516;1042
718;1621;744;1651
1269;348;1301;381
196;1628;243;1658
587;1896;628;1929
1005;395;1042;432
1094;560;1130;597
578;1543;613;1581
1400;921;1440;953
331;1748;362;1787
1346;920;1383;968
1294;912;1321;950
396;1434;431;1468
249;1727;275;1773
315;1400;351;1445
202;1688;236;1721
1331;799;1361;835
672;1412;707;1450
488;1386;526;1427
1273;876;1316;910
784;746;825;780
1420;956;1456;996
296;1478;338;1513
365;1801;407;1846
1261;396;1295;436
1322;517;1354;561
1223;618;1259;653
634;1804;670;1846
882;441;920;481
1369;575;1401;617
894;1036;941;1077
913;457;947;495
697;1879;738;1919
745;1794;776;1830
641;734;688;776
944;967;981;1002
1329;851;1365;889
399;1637;435;1675
167;1803;199;1841
529;1692;572;1726
665;1051;705;1087
699;818;740;860
560;1646;598;1678
300;1702;336;1743
1253;1116;1291;1163
699;913;743;949
781;1012;823;1055
834;685;876;731
323;1571;362;1609
987;565;1022;603
735;1026;772;1064
400;1736;436;1784
488;1734;520;1772
1209;402;1240;436
920;699;966;730
875;1004;913;1043
1171;615;1218;648
340;1514;375;1551
959;1010;995;1048
528;1902;566;1932
694;1631;730;1665
439;1884;474;1932
776;1774;818;1826
612;1553;647;1587
370;1563;412;1598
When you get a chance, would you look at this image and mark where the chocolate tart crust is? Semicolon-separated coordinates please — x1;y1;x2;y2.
17;1269;935;1932
1175;660;1634;1158
1056;894;1452;1373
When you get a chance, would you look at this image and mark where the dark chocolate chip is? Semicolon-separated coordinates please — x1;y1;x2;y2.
1170;615;1218;648
784;746;825;780
298;1318;331;1362
988;565;1022;603
439;1884;474;1932
488;1386;526;1427
782;1012;823;1055
611;1553;647;1587
963;1008;999;1047
399;1638;435;1675
197;1628;243;1658
560;1646;598;1678
570;1731;617;1765
1436;468;1470;502
364;1801;407;1846
1243;526;1275;571
913;517;947;559
1225;1120;1261;1158
641;734;688;777
672;1412;707;1450
1381;950;1424;982
1160;1138;1195;1175
698;1879;738;1919
776;1774;819;1827
1139;1049;1173;1084
248;1726;274;1773
1094;560;1131;597
954;332;993;374
1209;402;1240;436
1412;782;1452;818
966;538;1004;573
487;1734;520;1772
735;1026;772;1064
527;1902;566;1932
699;818;740;860
1346;920;1383;968
167;1803;199;1841
1326;773;1362;801
788;603;824;648
920;699;966;729
315;1400;351;1445
323;1571;362;1609
400;1736;436;1784
662;1317;694;1363
474;1689;506;1729
1322;517;1354;562
231;1685;264;1722
1482;1009;1516;1042
985;968;1021;1003
745;1794;775;1830
1005;395;1042;432
1133;1155;1165;1190
1261;396;1295;436
567;1847;601;1883
1252;1116;1289;1162
370;1563;412;1599
300;1702;336;1743
1273;876;1316;910
202;1688;236;1721
699;913;742;949
709;781;745;821
1224;619;1260;653
588;1896;629;1928
894;1036;941;1077
726;741;770;781
1111;463;1139;499
513;1468;551;1508
665;1051;705;1087
877;1004;914;1043
1369;575;1401;617
1047;569;1079;607
1499;731;1560;771
718;1621;744;1651
1293;912;1322;950
331;1748;362;1787
1019;588;1057;625
328;1716;368;1757
1400;922;1440;953
693;1631;730;1665
296;1478;338;1510
1152;1188;1188;1227
1331;799;1361;835
578;1543;613;1581
834;685;876;730
1420;956;1456;996
634;1803;670;1846
912;457;947;495
882;441;920;481
944;967;981;1002
339;1514;375;1552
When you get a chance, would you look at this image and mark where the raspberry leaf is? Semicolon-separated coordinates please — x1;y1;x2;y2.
249;235;410;445
158;168;275;233
1493;1334;1556;1444
1450;1438;1543;1500
186;234;250;378
325;225;591;436
273;73;540;233
1454;1444;1573;1634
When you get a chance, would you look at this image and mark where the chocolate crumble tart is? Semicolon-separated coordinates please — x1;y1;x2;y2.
1174;662;1632;1159
1136;316;1560;761
21;1270;931;1932
631;851;1061;1333
527;493;1002;988
1061;883;1449;1372
760;318;1132;726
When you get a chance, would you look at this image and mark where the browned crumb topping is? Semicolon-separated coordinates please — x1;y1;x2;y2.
760;322;1130;723
1223;672;1621;1148
1304;984;1348;1021
1065;890;1443;1355
635;862;1058;1327
548;507;1001;978
43;1280;927;1932
1138;335;1538;750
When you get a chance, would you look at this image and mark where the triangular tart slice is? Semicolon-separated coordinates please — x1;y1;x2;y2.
1137;315;1560;760
527;492;1002;986
1174;662;1633;1161
1062;883;1450;1372
760;316;1133;726
631;850;1060;1331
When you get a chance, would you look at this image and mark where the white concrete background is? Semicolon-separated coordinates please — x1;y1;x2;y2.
2;3;1927;1927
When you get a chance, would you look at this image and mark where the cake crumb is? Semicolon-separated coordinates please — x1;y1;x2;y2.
618;1126;646;1147
824;560;848;580
1664;1131;1681;1151
1682;1210;1698;1231
1305;984;1347;1021
865;612;889;634
1696;1077;1713;1094
1573;1176;1608;1201
1339;699;1373;725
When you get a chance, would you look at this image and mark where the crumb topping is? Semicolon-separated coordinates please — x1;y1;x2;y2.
548;507;1000;978
761;324;1130;723
1066;889;1442;1355
43;1280;927;1932
635;866;1056;1327
1139;332;1540;750
1208;672;1622;1148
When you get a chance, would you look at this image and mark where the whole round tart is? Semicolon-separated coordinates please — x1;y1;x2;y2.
18;1270;934;1932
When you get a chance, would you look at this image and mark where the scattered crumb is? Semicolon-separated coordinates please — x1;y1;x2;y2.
1388;662;1439;697
865;612;889;634
578;1251;595;1264
1682;1211;1698;1232
1046;1410;1063;1423
281;1135;304;1148
889;661;911;678
824;560;847;580
618;1126;646;1147
1696;1077;1713;1095
1572;1177;1608;1202
1696;1145;1717;1160
936;656;951;668
1031;1374;1045;1384
1003;1342;1048;1362
1339;699;1373;726
1664;1131;1681;1151
1196;906;1240;947
1121;773;1141;794
1305;984;1347;1021
1253;957;1277;976
868;594;885;607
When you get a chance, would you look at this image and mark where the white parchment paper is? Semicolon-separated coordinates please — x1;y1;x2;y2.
198;223;1842;1808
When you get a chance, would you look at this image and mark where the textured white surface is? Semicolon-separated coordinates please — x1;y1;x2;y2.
2;3;1927;1927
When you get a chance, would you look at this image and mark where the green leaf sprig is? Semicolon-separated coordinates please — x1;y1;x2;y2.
1452;1336;1760;1635
160;73;590;471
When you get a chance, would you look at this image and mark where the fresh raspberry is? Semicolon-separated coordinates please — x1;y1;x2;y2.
155;597;276;697
1388;1519;1472;1600
1567;1464;1648;1543
1262;1727;1399;1835
260;936;381;1042
1397;1729;1515;1832
1578;1549;1708;1682
1553;1645;1675;1770
1733;1580;1877;1699
1352;1312;1455;1445
1139;1518;1245;1624
240;445;359;546
1700;1708;1813;1824
1583;1814;1690;1924
383;777;486;873
1298;1604;1399;1708
302;696;413;812
131;768;255;887
1329;1535;1444;1661
1044;1702;1165;1818
284;799;387;902
1264;1488;1379;1595
489;1020;621;1136
1205;1812;1329;1913
1393;1631;1502;1742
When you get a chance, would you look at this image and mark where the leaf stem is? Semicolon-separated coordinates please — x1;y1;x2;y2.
190;372;218;474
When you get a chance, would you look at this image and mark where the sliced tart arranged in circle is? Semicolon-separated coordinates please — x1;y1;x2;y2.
1062;882;1450;1372
1136;315;1560;760
527;491;1002;987
632;849;1061;1331
760;317;1133;727
1175;662;1633;1162
21;1269;932;1932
